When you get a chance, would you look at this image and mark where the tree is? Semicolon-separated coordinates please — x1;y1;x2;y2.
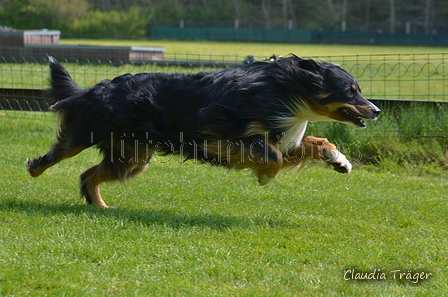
234;0;240;28
390;0;396;33
341;0;348;31
2;0;448;36
424;0;432;34
261;0;271;29
71;6;152;38
0;0;89;30
364;0;371;31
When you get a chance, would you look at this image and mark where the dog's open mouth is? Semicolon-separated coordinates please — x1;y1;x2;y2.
338;108;367;128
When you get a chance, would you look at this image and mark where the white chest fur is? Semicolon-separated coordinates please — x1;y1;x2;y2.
275;120;308;153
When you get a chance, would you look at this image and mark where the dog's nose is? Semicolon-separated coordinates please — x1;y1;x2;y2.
373;107;381;117
369;103;381;118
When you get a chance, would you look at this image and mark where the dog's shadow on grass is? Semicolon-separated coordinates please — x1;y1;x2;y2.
1;198;290;230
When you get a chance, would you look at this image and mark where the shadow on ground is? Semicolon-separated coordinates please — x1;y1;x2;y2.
1;198;292;230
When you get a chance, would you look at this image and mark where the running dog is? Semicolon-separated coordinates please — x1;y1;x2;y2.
26;55;380;207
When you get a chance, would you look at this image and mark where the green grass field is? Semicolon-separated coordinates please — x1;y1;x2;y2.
60;39;448;57
1;40;447;296
1;110;447;296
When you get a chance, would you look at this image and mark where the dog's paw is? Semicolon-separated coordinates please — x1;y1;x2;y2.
325;150;352;174
25;158;41;177
25;158;34;171
258;175;275;186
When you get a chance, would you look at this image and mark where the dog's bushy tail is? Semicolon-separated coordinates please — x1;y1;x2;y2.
48;56;82;106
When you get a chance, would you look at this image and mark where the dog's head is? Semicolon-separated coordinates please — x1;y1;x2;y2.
282;56;381;128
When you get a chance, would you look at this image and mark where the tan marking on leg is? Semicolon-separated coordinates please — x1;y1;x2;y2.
80;149;154;208
80;164;110;207
282;136;333;169
282;136;351;174
206;139;283;185
253;144;283;185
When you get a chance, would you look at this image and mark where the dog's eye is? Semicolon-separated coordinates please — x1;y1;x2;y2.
347;90;353;96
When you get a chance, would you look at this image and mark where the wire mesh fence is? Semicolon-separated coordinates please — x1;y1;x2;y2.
0;51;447;140
1;52;447;99
327;53;448;102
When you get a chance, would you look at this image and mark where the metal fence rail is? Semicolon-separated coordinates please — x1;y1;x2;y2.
0;52;447;139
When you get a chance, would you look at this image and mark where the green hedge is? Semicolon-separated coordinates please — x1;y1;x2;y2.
70;7;152;39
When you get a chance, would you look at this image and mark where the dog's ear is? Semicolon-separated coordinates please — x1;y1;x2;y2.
290;53;303;60
298;59;321;72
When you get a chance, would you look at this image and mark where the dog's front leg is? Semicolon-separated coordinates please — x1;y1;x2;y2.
284;136;352;174
207;136;284;185
252;143;284;185
322;149;352;174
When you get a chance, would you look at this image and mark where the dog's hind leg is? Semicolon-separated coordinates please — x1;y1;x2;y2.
26;140;90;177
80;147;153;207
79;162;114;207
26;114;94;177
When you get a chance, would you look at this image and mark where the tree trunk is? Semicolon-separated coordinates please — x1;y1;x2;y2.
364;0;371;31
286;0;296;29
261;0;271;29
202;0;210;15
327;0;334;12
424;0;432;34
390;0;396;33
341;0;348;32
234;0;240;29
283;0;288;29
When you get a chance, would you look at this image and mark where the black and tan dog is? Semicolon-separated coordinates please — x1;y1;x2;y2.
26;56;380;207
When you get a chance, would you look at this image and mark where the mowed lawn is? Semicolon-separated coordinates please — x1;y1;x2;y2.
1;40;448;296
0;111;447;296
60;38;448;57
